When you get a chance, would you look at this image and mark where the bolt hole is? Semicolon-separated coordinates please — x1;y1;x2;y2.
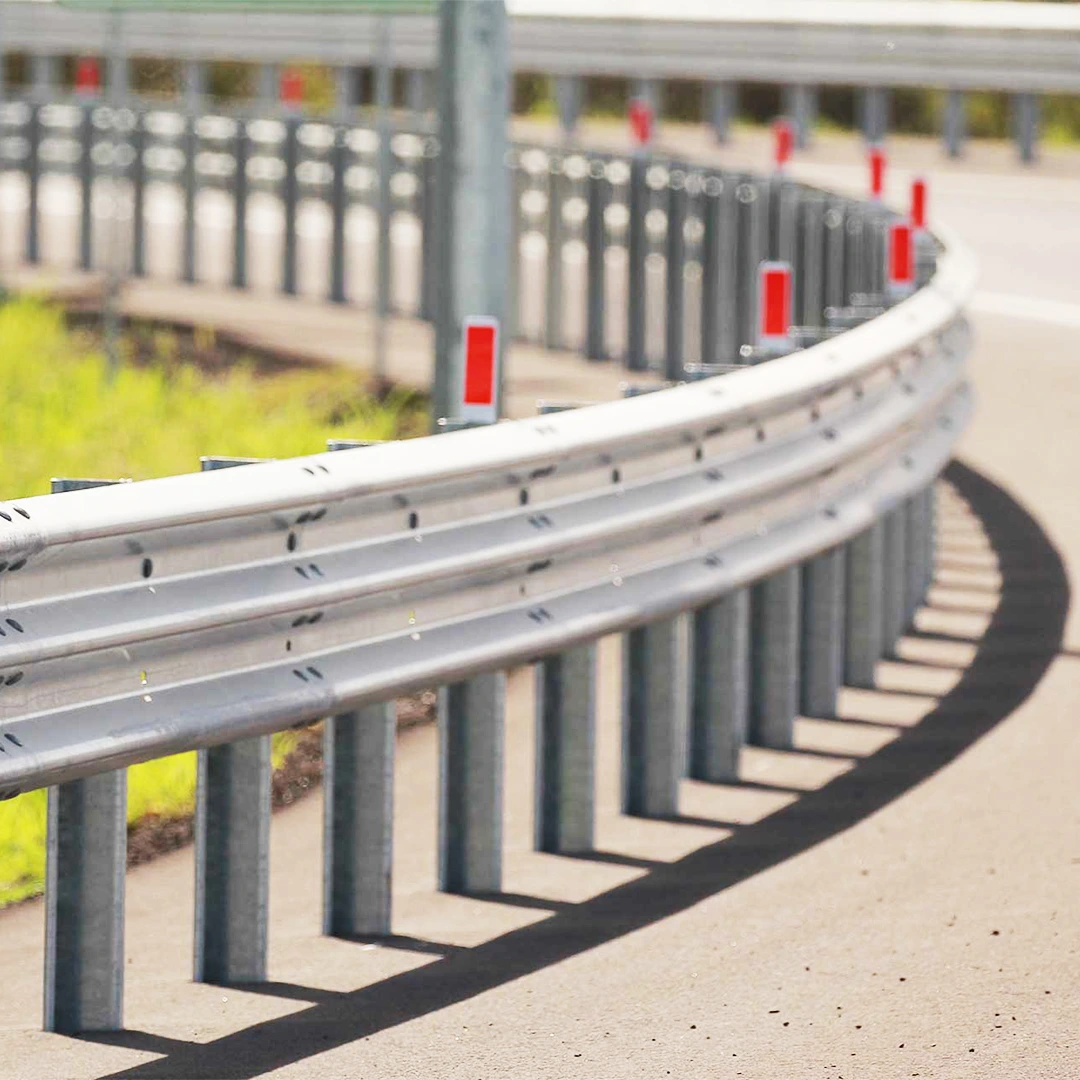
5;673;23;687
141;557;153;579
293;668;308;682
12;507;28;520
287;532;298;552
611;468;621;484
5;619;22;633
408;511;419;529
5;733;22;747
694;446;703;462
519;488;529;506
8;560;25;572
0;512;10;523
285;640;292;652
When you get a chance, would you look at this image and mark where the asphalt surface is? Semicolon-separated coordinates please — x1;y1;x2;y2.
0;125;1077;1078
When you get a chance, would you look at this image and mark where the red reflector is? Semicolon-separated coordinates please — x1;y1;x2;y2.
280;68;304;108
773;119;793;168
75;58;100;96
869;147;885;198
889;223;914;284
628;99;653;146
911;177;927;229
463;322;496;406
761;267;791;337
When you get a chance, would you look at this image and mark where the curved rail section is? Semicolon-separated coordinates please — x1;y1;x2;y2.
0;209;975;1033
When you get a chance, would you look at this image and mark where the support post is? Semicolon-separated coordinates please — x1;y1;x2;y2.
750;567;800;749
44;476;125;1034
535;645;596;853
844;521;884;688
323;704;396;937
942;89;966;159
622;616;689;818
800;547;845;718
905;491;929;625
700;175;722;366
784;83;817;149
708;82;735;144
433;0;510;427
329;124;347;303
438;673;506;894
585;160;607;360
181;60;205;285
281;116;299;295
690;591;750;782
544;161;565;351
664;171;687;380
79;104;94;271
406;69;429;115
625;153;648;371
1013;91;1039;164
881;505;908;656
375;43;394;332
861;86;889;144
130;111;146;277
232;119;249;289
25;102;41;264
553;74;582;140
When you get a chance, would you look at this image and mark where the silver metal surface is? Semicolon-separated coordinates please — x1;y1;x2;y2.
750;565;801;750
800;546;845;719
844;521;886;689
881;504;909;655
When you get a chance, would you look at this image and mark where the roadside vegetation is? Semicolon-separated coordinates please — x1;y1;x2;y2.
0;297;423;906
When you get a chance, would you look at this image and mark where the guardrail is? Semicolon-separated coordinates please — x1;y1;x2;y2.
1;96;916;375
3;0;1077;160
0;102;974;1034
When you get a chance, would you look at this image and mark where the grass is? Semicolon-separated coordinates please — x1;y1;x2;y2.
0;297;423;906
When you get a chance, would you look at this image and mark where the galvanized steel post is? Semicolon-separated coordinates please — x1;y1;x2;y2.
328;124;347;303
44;477;126;1034
626;153;648;371
553;74;582;139
25;102;41;264
130;111;146;277
78;104;94;271
801;191;825;328
181;60;205;285
784;83;817;149
438;672;506;893
750;566;800;749
419;139;437;322
433;0;510;427
904;490;929;625
844;521;884;688
535;644;596;853
232;119;248;289
800;547;845;718
881;505;908;655
281;116;299;295
699;175;721;366
585;160;608;360
375;48;394;326
708;82;736;144
943;89;966;159
664;169;687;380
323;704;396;937
861;86;889;144
1013;91;1039;164
623;616;689;818
690;591;749;783
544;160;565;351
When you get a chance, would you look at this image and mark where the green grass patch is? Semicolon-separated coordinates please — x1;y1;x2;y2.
0;297;422;906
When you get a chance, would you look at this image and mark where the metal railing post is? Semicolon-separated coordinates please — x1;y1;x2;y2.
905;490;930;625
943;89;966;159
1012;92;1040;164
281;116;299;295
689;591;749;782
328;124;347;304
844;521;885;688
923;483;937;595
881;505;908;655
664;169;686;380
699;175;721;366
716;177;739;361
323;704;396;936
79;103;95;271
193;457;270;984
419;139;437;322
585;160;607;360
800;546;845;718
626;153;648;370
801;191;825;328
823;201;846;313
784;83;817;149
544;159;565;351
622;616;689;817
130;111;146;277
25;102;41;264
535;644;596;853
181;114;197;284
438;672;506;893
376;115;394;319
44;477;126;1034
750;566;801;749
708;82;735;144
232;119;248;290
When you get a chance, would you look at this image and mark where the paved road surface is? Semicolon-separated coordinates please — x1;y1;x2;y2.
0;127;1077;1078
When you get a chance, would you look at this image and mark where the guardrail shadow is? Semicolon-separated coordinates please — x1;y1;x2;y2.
96;458;1068;1080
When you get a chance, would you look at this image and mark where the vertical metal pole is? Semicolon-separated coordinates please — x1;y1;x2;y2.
904;491;929;625
544;160;564;351
664;170;686;380
375;19;394;372
943;89;966;159
25;102;41;264
585;160;607;360
923;482;937;596
193;737;271;983
281;116;299;295
433;0;509;426
800;547;845;718
193;456;270;984
689;590;749;783
328;123;347;303
535;644;596;853
784;83;817;149
750;566;800;749
716;177;739;361
438;672;505;894
419;140;437;321
323;704;396;937
1013;91;1039;165
800;191;825;329
881;505;908;656
699;175;721;366
507;157;525;340
257;63;278;109
823;200;845;312
130;111;146;277
553;74;582;140
232;119;249;289
861;86;889;144
181;60;204;285
79;103;95;271
44;774;126;1033
622;615;689;818
335;65;355;119
625;153;648;371
44;477;125;1035
708;82;735;144
405;68;429;115
844;521;884;688
102;11;127;380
